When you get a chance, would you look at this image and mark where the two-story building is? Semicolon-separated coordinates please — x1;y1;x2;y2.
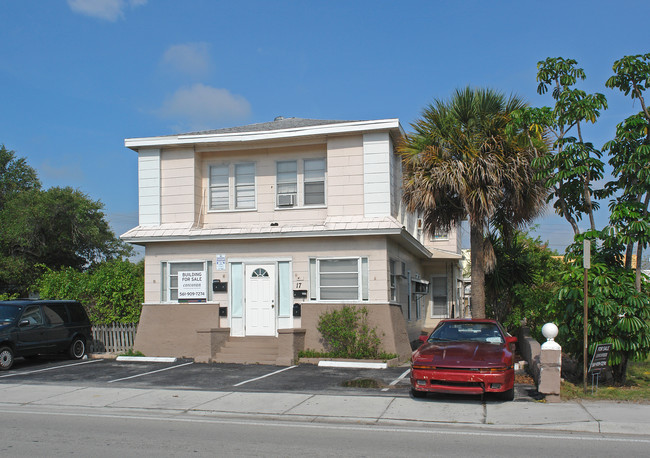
122;117;464;364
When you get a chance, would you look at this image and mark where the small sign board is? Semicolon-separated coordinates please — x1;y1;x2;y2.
178;271;206;301
588;343;612;374
215;254;226;271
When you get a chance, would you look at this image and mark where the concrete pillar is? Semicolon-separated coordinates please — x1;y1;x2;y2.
276;328;306;366
195;328;230;363
539;323;562;402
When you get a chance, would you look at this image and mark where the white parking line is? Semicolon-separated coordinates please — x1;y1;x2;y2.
0;359;102;378
381;368;410;391
233;365;297;387
107;361;194;383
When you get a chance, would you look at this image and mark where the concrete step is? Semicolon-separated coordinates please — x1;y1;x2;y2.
212;336;280;365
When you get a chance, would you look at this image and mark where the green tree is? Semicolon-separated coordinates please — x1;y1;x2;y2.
485;230;563;331
604;53;650;291
0;144;41;210
0;186;132;294
38;259;144;324
400;87;547;318
547;234;650;385
513;57;607;236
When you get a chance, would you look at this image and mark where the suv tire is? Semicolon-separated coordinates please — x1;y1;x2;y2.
0;346;14;371
68;337;86;360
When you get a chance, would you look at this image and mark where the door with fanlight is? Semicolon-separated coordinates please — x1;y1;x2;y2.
244;264;276;336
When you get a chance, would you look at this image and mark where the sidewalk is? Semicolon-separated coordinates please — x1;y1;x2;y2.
1;382;649;436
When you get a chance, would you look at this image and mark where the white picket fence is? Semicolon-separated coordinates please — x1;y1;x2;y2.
90;323;138;353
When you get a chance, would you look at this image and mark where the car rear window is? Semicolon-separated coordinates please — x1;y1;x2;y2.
43;304;69;325
66;303;88;323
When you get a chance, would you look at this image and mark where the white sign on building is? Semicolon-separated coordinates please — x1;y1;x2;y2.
178;271;206;300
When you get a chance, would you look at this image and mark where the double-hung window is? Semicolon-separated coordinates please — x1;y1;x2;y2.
276;158;326;207
276;161;298;206
209;163;256;211
309;257;368;301
161;261;212;302
304;158;325;205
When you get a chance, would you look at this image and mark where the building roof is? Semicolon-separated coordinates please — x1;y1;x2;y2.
124;117;403;150
180;117;354;136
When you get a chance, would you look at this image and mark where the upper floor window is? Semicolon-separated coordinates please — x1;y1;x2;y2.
277;161;298;206
429;229;449;241
304;158;325;205
276;158;326;208
209;163;256;211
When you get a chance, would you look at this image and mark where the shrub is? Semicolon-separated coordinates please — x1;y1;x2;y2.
317;305;383;359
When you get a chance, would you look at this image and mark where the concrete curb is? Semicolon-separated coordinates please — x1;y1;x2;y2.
115;356;177;363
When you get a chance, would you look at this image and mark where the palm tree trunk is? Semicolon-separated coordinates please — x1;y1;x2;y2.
470;221;486;319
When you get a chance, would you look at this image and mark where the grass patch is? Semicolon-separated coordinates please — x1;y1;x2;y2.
119;349;145;357
298;349;398;360
341;378;383;389
561;359;650;402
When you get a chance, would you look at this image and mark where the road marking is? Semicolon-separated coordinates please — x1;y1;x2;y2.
381;368;410;391
233;365;297;387
107;361;194;383
0;359;102;378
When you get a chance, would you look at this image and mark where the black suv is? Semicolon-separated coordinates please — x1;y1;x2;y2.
0;300;92;370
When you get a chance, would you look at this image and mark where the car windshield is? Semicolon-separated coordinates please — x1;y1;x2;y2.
428;322;504;344
0;305;21;325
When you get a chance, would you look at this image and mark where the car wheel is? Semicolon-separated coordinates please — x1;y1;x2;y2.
500;387;515;401
0;346;14;371
68;337;86;360
411;387;427;399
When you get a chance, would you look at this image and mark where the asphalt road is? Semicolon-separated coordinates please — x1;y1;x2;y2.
2;407;649;457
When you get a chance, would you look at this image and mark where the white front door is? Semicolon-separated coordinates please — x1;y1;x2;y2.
245;264;276;336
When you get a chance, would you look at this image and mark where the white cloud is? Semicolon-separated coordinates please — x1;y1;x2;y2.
67;0;147;22
161;43;212;78
157;83;252;130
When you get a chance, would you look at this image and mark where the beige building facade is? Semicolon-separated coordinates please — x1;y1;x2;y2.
122;118;464;364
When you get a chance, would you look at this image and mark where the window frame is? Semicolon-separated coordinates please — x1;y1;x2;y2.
275;158;326;209
208;162;257;212
310;256;368;302
161;260;212;303
430;274;449;318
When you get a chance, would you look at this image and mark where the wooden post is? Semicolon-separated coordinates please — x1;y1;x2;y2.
583;239;590;394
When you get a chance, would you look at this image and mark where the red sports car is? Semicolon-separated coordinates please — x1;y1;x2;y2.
410;319;517;400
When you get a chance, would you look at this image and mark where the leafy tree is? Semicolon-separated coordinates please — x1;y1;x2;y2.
38;259;144;324
0;144;40;210
603;53;650;291
546;233;650;385
512;57;607;236
485;230;563;331
400;87;547;318
0;186;132;294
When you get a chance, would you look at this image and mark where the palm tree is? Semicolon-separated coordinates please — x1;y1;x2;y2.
400;87;547;319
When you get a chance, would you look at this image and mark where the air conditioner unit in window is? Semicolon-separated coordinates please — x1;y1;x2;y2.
278;193;296;207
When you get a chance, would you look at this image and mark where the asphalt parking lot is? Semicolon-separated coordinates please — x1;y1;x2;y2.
0;355;414;397
0;355;536;401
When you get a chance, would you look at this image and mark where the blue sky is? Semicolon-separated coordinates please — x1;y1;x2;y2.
1;0;648;254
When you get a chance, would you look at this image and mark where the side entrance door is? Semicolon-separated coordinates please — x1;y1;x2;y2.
244;264;276;336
